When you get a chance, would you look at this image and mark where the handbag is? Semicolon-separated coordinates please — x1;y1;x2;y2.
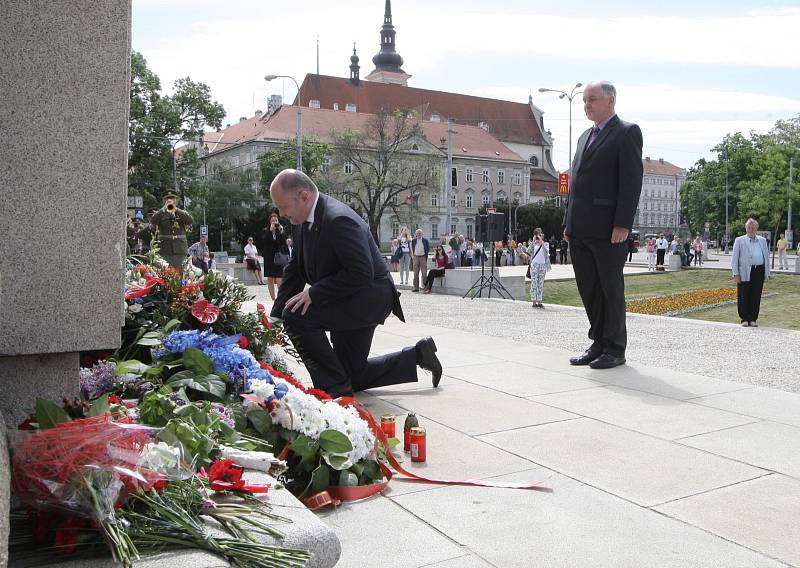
526;244;544;278
274;251;290;266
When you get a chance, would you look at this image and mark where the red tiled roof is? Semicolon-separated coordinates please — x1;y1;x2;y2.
203;106;525;163
296;75;546;146
643;157;685;175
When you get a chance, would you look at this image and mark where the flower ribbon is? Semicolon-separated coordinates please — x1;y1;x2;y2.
207;459;270;494
335;397;553;493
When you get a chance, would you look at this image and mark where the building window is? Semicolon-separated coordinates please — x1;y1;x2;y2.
466;224;474;239
482;194;490;206
431;223;438;239
450;223;457;235
431;193;438;207
513;170;522;185
309;99;321;109
482;168;490;183
450;192;457;208
465;167;474;182
498;170;505;184
431;113;441;122
530;155;539;167
322;157;331;172
466;194;473;208
333;102;339;110
451;167;458;187
346;103;356;112
344;162;353;174
392;222;400;238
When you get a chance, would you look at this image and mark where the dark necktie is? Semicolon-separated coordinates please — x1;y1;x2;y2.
586;126;601;150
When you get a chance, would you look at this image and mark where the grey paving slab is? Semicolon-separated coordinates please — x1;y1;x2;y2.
479;418;766;507
373;381;579;436
355;393;536;497
421;553;495;567
680;420;800;477
443;361;599;397
531;385;758;439
691;386;800;428
656;474;800;567
318;495;464;568
392;470;784;568
563;362;755;400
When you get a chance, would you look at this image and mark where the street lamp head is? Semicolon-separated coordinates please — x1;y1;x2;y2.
558;93;566;99
264;75;278;81
537;87;549;93
575;82;583;89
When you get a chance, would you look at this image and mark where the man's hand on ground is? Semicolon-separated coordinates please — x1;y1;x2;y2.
611;227;629;244
285;289;313;315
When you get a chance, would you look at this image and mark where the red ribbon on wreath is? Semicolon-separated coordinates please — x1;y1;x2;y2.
206;459;270;494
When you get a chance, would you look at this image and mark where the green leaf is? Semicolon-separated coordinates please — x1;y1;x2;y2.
35;398;71;430
114;360;151;377
246;408;273;436
163;318;182;332
309;463;331;495
137;336;162;346
318;429;353;454
337;471;359;486
323;453;353;471
183;347;213;375
289;434;318;458
86;394;110;417
167;372;226;400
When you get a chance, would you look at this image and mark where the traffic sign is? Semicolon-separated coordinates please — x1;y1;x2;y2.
558;173;569;194
200;224;208;237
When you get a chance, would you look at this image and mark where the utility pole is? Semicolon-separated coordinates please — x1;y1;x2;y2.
789;158;794;249
724;147;729;252
446;119;453;236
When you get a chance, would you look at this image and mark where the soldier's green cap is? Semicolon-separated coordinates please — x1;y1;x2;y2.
162;192;179;201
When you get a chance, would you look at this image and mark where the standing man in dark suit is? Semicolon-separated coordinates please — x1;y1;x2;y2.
564;81;643;369
269;170;442;397
411;228;430;292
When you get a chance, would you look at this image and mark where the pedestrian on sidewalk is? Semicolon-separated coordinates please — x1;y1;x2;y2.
244;237;265;285
655;233;668;270
563;81;643;369
693;235;704;266
626;234;635;262
731;218;770;327
269;169;443;396
398;227;411;285
777;233;788;269
645;237;656;271
529;228;551;308
683;239;694;266
411;228;430;292
559;237;569;264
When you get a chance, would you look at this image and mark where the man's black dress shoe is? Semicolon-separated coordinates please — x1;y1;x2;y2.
569;350;600;366
588;353;626;369
416;337;443;387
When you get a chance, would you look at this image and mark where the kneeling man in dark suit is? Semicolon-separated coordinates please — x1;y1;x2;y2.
269;169;442;397
564;81;643;369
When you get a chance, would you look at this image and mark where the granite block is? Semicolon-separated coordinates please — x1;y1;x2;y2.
0;0;130;356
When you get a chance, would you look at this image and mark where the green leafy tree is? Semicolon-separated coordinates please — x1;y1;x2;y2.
196;166;260;253
258;139;334;197
128;52;226;211
328;109;439;244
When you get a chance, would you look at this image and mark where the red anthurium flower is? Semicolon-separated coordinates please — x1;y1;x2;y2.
208;459;269;494
191;299;221;324
256;303;265;313
238;335;248;349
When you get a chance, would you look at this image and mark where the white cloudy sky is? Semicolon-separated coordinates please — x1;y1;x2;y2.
132;0;800;172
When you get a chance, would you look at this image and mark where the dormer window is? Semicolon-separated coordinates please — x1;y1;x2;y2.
430;113;441;123
346;103;356;112
479;121;489;131
333;102;339;110
309;99;321;109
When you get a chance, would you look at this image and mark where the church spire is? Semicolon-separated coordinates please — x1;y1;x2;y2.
349;43;360;85
366;0;411;86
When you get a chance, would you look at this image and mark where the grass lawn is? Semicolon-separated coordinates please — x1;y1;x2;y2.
544;269;800;331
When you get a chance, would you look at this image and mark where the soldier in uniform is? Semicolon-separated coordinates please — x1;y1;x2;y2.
150;193;193;268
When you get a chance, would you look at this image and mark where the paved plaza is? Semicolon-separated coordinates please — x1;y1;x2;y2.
244;277;800;568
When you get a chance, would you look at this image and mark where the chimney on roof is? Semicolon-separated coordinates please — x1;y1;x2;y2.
255;110;263;117
239;117;247;122
659;158;664;164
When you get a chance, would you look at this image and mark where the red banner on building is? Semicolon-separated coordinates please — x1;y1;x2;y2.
558;173;569;194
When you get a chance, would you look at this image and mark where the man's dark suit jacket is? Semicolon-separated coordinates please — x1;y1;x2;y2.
565;115;643;239
271;193;404;325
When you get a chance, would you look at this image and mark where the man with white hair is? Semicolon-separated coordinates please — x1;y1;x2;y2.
731;218;770;327
563;81;643;369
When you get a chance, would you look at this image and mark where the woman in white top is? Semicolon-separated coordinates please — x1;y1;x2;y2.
398;227;412;285
244;236;265;285
529;228;551;308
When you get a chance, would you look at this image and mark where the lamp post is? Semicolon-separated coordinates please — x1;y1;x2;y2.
724;146;729;252
265;74;303;171
538;83;583;172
